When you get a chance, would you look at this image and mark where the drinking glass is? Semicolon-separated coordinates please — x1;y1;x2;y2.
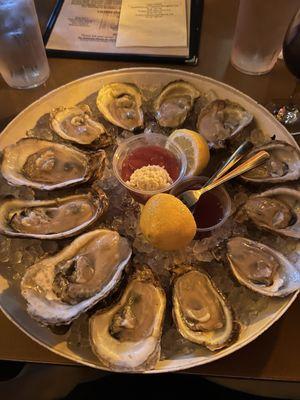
265;8;300;134
231;0;300;75
0;0;50;89
283;7;300;79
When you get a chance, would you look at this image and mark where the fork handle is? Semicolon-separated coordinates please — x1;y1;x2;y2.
204;141;253;187
198;150;270;196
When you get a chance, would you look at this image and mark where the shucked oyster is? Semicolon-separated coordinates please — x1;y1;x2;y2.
96;83;143;131
0;187;108;239
50;105;111;148
244;187;300;239
0;138;105;190
227;237;300;297
21;230;132;325
153;81;200;128
90;265;166;372
172;266;239;351
241;140;300;183
196;99;253;148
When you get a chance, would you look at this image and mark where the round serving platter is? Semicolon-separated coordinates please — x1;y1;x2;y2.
0;67;298;373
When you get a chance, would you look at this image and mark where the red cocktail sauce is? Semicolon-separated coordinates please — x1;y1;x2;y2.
121;145;180;182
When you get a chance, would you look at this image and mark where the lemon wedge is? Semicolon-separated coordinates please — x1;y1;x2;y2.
168;129;210;176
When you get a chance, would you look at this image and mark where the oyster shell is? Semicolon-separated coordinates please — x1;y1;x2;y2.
96;83;143;131
227;237;300;297
0;138;105;190
172;266;239;351
50;105;111;148
196;99;253;148
244;187;300;238
90;265;166;372
153;81;200;128
0;188;108;239
21;229;131;325
241;140;300;183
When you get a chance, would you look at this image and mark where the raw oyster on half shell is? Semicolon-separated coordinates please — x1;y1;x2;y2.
241;140;300;183
172;266;239;351
90;265;166;372
50;105;111;148
227;237;300;297
21;229;132;325
96;83;143;131
153;81;200;128
0;187;108;239
244;187;300;238
0;138;105;190
196;99;253;148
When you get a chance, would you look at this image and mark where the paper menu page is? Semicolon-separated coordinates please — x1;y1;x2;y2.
46;0;121;52
116;0;187;47
46;0;190;57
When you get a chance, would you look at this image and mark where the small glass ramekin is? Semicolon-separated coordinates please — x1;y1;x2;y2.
113;133;187;204
170;176;231;237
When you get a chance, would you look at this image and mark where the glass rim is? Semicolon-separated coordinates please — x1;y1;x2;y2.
112;132;187;196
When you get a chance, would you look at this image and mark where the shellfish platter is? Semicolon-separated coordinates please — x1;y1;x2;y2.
0;68;299;373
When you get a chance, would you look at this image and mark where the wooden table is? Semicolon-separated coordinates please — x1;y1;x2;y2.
0;0;299;382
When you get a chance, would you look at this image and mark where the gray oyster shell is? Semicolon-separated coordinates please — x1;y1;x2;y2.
21;229;132;325
172;266;239;351
96;83;143;131
244;187;300;238
50;105;112;148
227;237;300;297
0;187;108;239
196;99;253;148
0;138;105;190
153;80;200;128
241;140;300;183
89;265;166;372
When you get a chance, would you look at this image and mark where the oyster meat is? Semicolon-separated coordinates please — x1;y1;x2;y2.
96;83;143;131
0;188;108;239
0;138;105;190
196;99;253;148
172;266;238;351
241;140;300;183
153;81;200;128
21;229;131;325
227;237;300;297
244;187;300;238
50;105;111;148
90;265;166;372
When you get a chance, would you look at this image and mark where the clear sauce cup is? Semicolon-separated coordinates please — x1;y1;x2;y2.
113;133;187;204
170;176;231;238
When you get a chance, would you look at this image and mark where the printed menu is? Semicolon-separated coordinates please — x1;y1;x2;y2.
46;0;192;58
116;0;187;48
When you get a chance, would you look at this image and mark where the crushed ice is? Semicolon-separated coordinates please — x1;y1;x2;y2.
0;90;297;359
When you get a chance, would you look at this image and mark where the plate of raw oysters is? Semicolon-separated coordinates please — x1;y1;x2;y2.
0;68;299;373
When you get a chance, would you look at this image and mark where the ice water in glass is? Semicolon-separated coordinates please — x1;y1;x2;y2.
231;0;300;75
0;0;50;89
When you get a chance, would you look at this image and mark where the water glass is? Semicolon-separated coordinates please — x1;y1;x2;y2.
0;0;50;89
231;0;300;75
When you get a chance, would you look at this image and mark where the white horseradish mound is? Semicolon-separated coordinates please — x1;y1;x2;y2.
126;165;173;191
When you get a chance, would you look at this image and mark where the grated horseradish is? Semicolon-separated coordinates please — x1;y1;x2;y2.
126;165;173;191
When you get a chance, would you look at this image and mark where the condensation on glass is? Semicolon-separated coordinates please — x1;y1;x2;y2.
0;0;50;89
231;0;300;75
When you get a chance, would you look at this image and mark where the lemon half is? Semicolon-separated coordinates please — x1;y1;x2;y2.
140;193;196;251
